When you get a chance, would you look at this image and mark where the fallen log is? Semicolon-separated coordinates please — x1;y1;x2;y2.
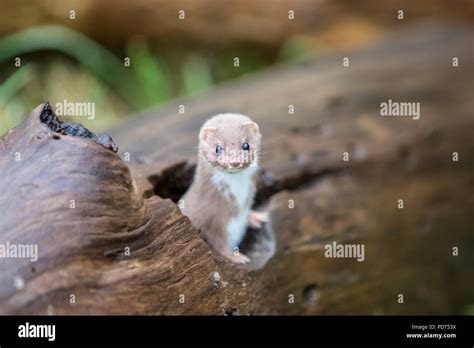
1;23;473;314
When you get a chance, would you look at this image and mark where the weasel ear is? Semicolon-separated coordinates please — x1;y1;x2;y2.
242;121;260;135
200;126;217;142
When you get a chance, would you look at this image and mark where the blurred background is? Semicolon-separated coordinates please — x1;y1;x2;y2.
1;0;474;134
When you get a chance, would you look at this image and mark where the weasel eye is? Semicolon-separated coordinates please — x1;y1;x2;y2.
215;145;223;154
242;142;250;151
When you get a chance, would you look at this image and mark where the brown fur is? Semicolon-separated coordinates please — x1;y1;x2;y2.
182;162;239;256
181;113;264;264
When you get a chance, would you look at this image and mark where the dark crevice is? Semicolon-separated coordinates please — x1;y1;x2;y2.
147;160;342;205
253;167;343;206
39;102;118;152
147;161;196;202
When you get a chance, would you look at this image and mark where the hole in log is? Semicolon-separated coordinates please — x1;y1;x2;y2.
253;167;342;206
147;161;196;203
147;161;340;207
39;102;118;152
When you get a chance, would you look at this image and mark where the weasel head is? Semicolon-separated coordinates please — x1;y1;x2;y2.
199;113;261;173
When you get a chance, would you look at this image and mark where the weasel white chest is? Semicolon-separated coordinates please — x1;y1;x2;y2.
212;166;257;249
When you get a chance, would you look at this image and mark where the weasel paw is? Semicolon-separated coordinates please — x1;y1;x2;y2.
248;210;269;229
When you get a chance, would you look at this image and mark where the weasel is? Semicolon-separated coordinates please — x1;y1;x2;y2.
180;113;268;264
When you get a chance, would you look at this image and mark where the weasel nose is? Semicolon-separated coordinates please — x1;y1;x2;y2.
229;162;241;168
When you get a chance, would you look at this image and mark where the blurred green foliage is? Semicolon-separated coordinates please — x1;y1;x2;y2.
0;25;314;134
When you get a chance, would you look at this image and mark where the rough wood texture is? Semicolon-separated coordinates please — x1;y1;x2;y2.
1;24;473;314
